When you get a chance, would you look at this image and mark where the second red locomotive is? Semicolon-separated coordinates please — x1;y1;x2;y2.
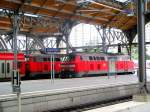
61;52;135;78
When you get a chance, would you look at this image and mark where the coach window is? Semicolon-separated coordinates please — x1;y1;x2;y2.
93;56;96;60
7;63;10;73
48;58;50;61
33;57;36;61
2;63;4;74
89;56;93;60
80;56;83;60
96;57;99;60
44;58;47;61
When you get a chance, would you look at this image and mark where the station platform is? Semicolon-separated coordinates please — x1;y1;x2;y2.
0;75;138;95
84;101;150;112
0;75;150;112
119;102;150;112
83;101;146;112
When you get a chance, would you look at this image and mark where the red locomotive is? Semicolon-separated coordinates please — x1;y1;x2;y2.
61;52;135;78
19;54;61;78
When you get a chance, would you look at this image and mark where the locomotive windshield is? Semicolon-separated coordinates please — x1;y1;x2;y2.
62;54;75;62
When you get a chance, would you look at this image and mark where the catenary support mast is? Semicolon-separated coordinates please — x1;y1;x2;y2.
137;0;148;93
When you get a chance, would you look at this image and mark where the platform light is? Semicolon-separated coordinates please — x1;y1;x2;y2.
53;33;63;36
76;0;92;4
24;13;39;18
127;12;134;17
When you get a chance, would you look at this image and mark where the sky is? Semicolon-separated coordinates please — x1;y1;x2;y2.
70;23;126;47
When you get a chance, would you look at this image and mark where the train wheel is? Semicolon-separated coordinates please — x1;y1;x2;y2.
24;73;30;80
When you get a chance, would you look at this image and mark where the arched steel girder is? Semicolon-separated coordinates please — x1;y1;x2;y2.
1;19;78;52
3;34;45;51
0;35;8;50
56;36;62;48
122;12;150;56
30;36;45;49
58;19;78;53
95;26;129;53
123;12;150;43
27;37;45;50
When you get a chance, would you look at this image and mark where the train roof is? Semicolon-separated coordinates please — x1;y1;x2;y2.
69;52;129;57
26;54;65;58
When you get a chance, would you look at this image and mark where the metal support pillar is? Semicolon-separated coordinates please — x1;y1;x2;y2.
56;36;62;48
65;35;69;54
13;13;18;70
12;11;21;112
102;27;106;53
129;43;132;59
118;43;121;54
137;0;148;93
26;35;29;55
60;20;77;54
50;54;55;83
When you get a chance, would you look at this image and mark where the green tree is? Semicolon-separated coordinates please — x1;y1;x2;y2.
131;46;150;60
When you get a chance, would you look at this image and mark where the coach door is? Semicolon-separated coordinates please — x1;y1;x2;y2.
5;60;12;78
0;61;5;78
108;58;116;74
0;61;12;78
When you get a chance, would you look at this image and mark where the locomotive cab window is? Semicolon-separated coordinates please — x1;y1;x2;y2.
55;58;60;61
63;55;75;61
100;57;105;60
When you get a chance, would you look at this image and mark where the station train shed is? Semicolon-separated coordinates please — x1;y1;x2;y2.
0;0;149;53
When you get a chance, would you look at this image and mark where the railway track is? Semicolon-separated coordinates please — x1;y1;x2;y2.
46;96;132;112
